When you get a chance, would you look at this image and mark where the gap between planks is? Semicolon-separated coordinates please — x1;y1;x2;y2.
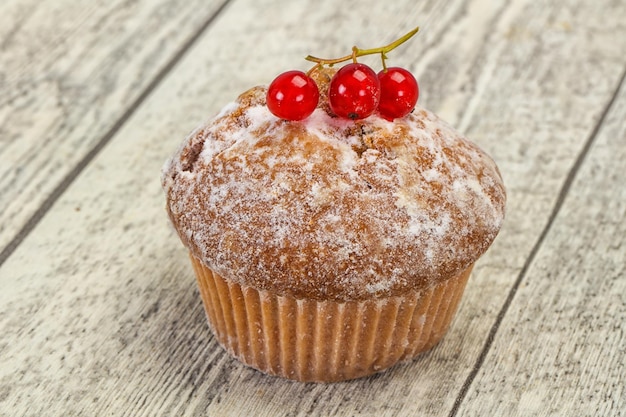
0;0;234;268
447;65;626;417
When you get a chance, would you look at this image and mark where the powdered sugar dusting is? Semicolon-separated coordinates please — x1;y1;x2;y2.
162;86;506;301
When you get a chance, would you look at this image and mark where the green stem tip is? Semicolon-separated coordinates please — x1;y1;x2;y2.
305;26;419;71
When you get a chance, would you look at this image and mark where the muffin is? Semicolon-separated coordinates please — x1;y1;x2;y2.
161;72;505;382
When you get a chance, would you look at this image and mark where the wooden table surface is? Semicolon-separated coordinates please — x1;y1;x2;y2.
1;0;625;416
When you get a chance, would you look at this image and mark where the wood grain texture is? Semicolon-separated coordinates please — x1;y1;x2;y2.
0;0;229;254
0;0;625;415
457;71;626;417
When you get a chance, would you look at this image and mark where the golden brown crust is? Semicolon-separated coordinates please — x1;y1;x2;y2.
162;86;505;301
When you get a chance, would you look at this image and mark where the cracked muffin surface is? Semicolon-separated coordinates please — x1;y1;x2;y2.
162;85;506;301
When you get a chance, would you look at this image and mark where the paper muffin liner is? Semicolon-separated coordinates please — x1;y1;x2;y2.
189;253;473;382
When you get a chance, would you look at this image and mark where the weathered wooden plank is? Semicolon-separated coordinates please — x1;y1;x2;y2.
0;0;625;416
0;0;228;254
456;71;626;417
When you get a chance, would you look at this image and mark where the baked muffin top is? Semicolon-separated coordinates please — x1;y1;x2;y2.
162;86;505;301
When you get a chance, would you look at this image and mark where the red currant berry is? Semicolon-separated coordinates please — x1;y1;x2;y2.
377;67;419;121
267;71;319;121
328;63;380;120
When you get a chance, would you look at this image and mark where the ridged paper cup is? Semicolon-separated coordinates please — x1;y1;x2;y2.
190;253;473;382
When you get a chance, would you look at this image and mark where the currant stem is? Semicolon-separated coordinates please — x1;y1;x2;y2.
305;26;419;68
